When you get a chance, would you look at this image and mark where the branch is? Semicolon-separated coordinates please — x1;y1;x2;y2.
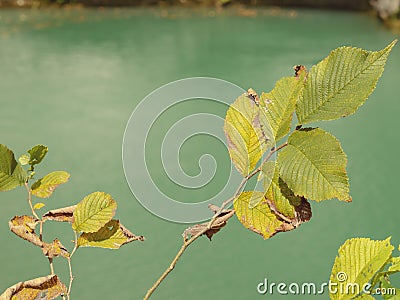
143;143;288;299
67;231;78;300
24;182;39;220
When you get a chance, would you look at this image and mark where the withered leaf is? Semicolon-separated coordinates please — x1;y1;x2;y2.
9;216;43;247
42;205;76;223
265;196;312;234
42;239;69;259
183;205;235;241
0;275;67;300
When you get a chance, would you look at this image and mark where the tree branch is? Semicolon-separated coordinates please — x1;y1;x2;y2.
67;231;78;300
143;143;288;299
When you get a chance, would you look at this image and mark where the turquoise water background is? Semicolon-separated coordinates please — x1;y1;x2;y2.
0;7;399;299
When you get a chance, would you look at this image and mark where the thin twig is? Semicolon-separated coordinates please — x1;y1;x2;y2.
39;220;44;241
67;231;78;300
48;258;54;275
24;182;39;220
207;142;288;229
143;143;288;299
143;230;204;300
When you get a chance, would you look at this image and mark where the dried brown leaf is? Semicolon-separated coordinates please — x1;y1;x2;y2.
0;275;67;300
183;206;235;241
266;197;312;234
8;216;43;247
42;205;76;223
42;239;69;259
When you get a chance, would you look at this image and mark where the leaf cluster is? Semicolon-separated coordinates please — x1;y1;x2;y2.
0;144;144;300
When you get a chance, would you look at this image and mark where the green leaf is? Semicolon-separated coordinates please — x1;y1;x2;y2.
72;191;117;233
31;171;70;198
353;294;375;300
379;277;400;299
278;128;350;202
261;70;306;142
264;162;303;219
388;257;400;273
33;202;45;210
330;237;394;300
0;144;27;191
234;191;283;239
18;154;30;166
77;219;144;249
297;40;397;124
224;92;274;177
27;145;48;166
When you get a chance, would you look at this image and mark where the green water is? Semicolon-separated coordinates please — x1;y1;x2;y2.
1;7;400;299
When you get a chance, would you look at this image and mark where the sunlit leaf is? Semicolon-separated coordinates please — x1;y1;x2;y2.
264;162;307;220
261;67;306;142
18;154;29;166
0;275;67;300
77;219;144;249
0;144;27;191
42;205;76;223
388;257;400;273
27;145;48;166
72;191;117;233
278;128;350;202
31;171;70;198
234;191;283;239
33;202;45;210
297;40;396;124
330;237;394;300
224;91;274;176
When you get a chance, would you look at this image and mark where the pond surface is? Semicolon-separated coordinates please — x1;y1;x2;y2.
0;7;399;299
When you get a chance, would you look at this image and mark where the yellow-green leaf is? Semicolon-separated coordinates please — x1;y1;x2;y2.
0;144;27;192
278;128;350;202
224;91;274;176
27;145;48;166
388;257;400;273
330;237;394;300
261;69;306;142
264;162;303;219
0;275;67;300
33;202;45;210
18;154;29;166
77;219;144;249
234;191;283;239
31;171;70;198
297;40;397;124
72;191;117;233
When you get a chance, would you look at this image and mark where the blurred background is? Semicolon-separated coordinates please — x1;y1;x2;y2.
0;1;399;299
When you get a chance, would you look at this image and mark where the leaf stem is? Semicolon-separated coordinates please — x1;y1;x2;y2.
143;143;288;299
24;181;39;220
